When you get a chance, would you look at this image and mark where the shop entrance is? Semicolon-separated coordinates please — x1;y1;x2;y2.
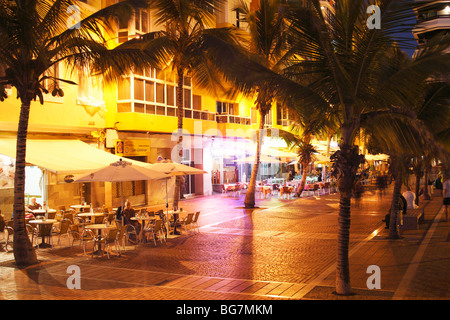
181;160;196;196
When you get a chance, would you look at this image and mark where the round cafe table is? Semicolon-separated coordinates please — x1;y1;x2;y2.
31;209;56;215
256;186;272;199
167;210;189;235
130;216;156;243
70;204;91;212
28;219;57;248
87;224;114;255
77;212;106;224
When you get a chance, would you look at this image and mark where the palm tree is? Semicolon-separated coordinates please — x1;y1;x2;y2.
0;0;162;267
231;0;294;208
143;0;243;210
281;0;450;295
416;83;450;200
278;110;337;197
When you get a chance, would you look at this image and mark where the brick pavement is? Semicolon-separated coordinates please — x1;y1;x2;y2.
0;186;448;301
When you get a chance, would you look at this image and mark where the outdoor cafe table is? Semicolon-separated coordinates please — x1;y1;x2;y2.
130;216;156;243
31;209;56;216
279;186;293;198
167;210;190;236
87;224;114;256
28;219;57;248
31;209;56;217
70;204;91;212
77;212;106;223
256;186;272;199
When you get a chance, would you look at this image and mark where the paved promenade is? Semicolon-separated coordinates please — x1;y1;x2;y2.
0;185;448;303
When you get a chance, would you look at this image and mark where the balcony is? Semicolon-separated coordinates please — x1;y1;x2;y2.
216;114;251;125
184;109;216;121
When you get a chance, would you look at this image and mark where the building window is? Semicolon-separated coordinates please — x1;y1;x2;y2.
118;78;130;100
135;9;150;34
156;83;165;104
276;103;292;126
184;88;191;109
264;109;272;126
118;9;150;43
193;94;202;110
216;101;238;115
117;68;192;115
145;81;154;102
134;79;144;101
167;85;175;106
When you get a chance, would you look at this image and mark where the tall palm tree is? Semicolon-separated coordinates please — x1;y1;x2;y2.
232;0;294;208
144;0;243;209
0;0;162;267
281;0;450;295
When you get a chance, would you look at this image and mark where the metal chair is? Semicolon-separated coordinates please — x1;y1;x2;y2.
92;228;120;259
191;211;201;233
52;218;72;248
144;219;166;246
26;224;37;248
69;225;95;255
179;213;194;234
116;225;128;254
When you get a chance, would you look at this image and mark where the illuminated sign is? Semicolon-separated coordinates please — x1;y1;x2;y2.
115;140;151;156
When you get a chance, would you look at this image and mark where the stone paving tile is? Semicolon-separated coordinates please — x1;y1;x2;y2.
1;187;448;301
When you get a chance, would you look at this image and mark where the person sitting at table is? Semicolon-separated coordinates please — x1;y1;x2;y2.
123;200;141;240
26;197;42;213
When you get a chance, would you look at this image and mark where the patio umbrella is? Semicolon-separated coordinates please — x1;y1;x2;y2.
148;159;206;236
148;161;207;177
311;153;330;164
75;159;169;214
260;147;298;159
364;154;389;161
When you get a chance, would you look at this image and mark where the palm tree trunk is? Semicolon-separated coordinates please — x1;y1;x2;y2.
14;101;38;267
388;158;402;239
295;162;308;197
244;113;265;208
333;126;363;295
173;68;184;211
336;184;352;295
423;161;431;200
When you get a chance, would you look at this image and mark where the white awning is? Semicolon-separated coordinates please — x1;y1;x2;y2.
0;139;147;175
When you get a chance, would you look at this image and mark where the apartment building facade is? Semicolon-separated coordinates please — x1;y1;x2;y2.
412;0;450;50
0;0;334;215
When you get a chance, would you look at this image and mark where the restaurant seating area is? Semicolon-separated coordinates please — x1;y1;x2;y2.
1;204;201;259
221;179;338;200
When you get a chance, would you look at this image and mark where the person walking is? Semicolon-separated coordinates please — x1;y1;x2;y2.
434;175;443;196
443;174;450;222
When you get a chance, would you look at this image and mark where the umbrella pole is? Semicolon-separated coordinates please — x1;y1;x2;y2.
121;182;124;225
165;179;169;238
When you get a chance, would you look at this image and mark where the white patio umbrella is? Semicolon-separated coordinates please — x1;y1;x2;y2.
364;153;389;161
311;153;330;164
148;160;206;236
75;159;169;216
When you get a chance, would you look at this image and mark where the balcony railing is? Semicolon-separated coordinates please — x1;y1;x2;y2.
216;114;251;125
117;103;253;125
184;109;216;121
